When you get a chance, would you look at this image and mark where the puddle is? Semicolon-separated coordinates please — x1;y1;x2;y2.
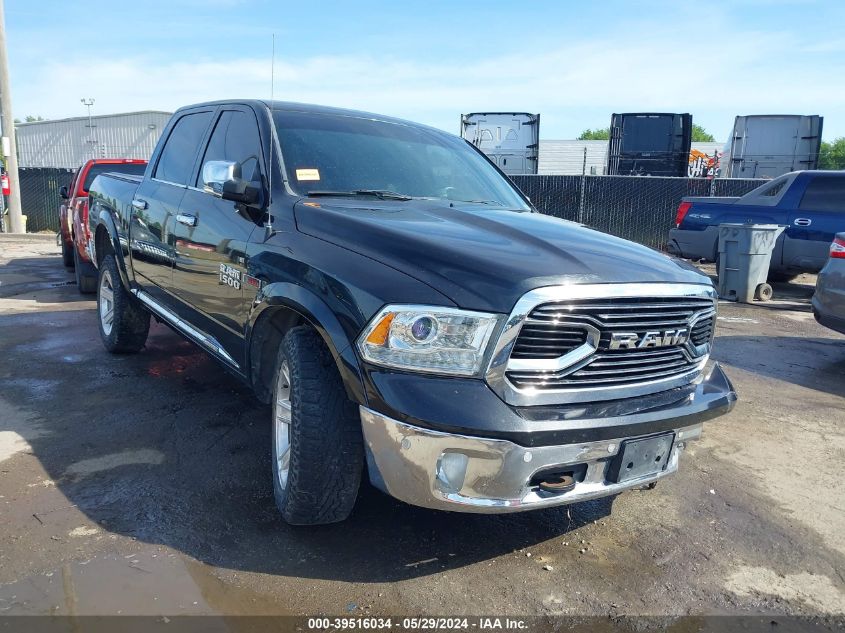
0;550;287;616
4;378;62;401
64;449;165;479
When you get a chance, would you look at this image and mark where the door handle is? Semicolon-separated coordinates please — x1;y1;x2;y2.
176;213;198;227
794;218;812;227
131;198;148;211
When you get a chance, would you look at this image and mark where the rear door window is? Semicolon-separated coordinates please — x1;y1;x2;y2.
154;111;213;185
799;177;845;212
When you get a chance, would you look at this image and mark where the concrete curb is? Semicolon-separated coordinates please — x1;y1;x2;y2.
0;232;59;243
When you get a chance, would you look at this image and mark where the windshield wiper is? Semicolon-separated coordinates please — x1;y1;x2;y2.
306;189;413;201
451;199;506;206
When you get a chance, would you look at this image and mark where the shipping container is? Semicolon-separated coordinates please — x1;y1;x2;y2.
460;112;540;175
606;113;692;177
721;114;823;178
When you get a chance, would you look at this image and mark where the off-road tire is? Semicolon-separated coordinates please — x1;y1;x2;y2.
272;326;364;525
61;238;74;268
74;245;98;294
97;254;150;353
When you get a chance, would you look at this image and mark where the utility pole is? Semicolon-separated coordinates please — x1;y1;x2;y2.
0;0;23;233
81;97;95;158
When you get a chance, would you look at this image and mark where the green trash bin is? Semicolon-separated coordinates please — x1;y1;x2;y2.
717;224;786;303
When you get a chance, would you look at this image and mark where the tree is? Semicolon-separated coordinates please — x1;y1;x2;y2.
579;124;715;142
577;127;610;140
14;115;45;123
691;124;715;142
819;138;845;170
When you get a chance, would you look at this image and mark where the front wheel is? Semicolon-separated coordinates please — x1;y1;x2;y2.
97;254;150;353
272;326;364;525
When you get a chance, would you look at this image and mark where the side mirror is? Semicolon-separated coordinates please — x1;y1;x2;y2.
59;185;69;200
202;159;261;206
222;178;261;205
202;160;239;195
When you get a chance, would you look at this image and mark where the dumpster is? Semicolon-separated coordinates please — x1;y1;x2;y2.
717;224;786;303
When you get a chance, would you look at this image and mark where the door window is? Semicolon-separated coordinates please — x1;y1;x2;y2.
197;110;262;187
153;111;213;185
799;177;845;212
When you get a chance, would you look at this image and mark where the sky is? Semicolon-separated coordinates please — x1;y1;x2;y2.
6;0;844;141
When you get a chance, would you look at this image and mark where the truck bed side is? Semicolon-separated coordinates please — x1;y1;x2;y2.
87;173;144;282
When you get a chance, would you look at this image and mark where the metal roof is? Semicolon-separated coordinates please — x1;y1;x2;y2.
15;111;173;169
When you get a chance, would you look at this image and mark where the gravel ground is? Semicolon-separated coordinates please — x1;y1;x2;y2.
0;234;843;619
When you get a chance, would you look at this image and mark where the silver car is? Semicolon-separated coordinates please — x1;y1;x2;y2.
812;232;845;334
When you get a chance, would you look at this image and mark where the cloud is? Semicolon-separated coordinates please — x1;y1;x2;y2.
13;29;844;139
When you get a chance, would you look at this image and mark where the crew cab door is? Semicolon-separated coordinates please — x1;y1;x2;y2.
170;106;263;367
131;109;214;303
783;174;845;272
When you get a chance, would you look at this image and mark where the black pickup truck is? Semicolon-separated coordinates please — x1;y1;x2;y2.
87;100;736;525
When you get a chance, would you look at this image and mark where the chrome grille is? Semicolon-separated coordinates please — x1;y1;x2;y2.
690;313;715;347
500;292;716;395
510;322;588;359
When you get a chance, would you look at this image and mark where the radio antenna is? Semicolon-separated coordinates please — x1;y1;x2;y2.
265;33;276;236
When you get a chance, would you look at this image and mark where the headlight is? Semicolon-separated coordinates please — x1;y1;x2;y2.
357;305;501;376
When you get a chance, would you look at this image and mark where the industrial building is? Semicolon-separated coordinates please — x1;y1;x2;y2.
15;111;172;168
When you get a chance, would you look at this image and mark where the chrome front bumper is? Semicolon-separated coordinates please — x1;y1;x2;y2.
360;408;702;514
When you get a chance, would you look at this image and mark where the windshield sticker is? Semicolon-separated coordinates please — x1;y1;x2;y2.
295;168;320;181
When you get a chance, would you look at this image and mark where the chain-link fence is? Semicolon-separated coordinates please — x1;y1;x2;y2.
12;167;76;233
512;175;766;249
9;168;767;248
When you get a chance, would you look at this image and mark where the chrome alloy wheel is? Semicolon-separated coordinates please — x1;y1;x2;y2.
274;359;292;490
99;269;115;336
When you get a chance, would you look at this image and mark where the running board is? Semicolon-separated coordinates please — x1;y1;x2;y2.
131;289;240;369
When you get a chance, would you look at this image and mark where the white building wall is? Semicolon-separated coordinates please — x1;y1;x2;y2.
15;111;172;168
538;140;725;175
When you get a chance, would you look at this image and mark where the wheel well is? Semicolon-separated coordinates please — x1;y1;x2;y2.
95;225;114;266
250;307;307;404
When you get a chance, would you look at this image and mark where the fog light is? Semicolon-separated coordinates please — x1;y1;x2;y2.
436;452;469;493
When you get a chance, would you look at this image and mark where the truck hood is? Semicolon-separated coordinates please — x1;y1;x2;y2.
294;199;711;313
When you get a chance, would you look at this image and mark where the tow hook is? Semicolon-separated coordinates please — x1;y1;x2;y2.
538;474;576;494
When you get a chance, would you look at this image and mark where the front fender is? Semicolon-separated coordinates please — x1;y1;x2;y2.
248;282;368;406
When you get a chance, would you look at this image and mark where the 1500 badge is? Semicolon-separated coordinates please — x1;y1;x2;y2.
219;263;242;290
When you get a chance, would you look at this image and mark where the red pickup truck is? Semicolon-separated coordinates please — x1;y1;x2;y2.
60;159;147;292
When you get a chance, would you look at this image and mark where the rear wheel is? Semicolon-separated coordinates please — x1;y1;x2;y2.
97;254;150;353
61;238;74;268
271;326;364;525
73;245;97;294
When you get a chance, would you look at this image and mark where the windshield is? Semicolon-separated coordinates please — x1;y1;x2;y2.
273;111;530;210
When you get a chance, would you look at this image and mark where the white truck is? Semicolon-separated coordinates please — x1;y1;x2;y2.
721;114;823;178
460;112;540;176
